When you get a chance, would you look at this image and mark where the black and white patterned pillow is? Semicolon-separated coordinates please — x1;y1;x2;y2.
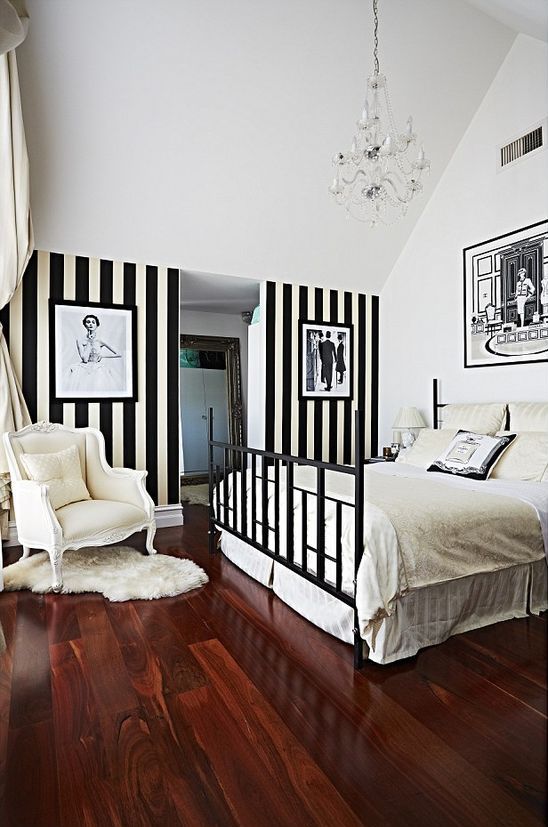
427;430;516;481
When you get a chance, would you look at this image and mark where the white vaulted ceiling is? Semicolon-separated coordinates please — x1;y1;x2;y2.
16;0;529;294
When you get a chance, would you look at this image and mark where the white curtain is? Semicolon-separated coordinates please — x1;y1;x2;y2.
0;0;32;538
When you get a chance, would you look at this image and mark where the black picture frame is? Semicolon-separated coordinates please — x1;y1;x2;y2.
298;319;354;400
463;219;548;368
49;299;138;402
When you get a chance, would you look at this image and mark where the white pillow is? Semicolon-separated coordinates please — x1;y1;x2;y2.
427;430;516;481
508;402;548;432
440;403;507;435
491;431;548;482
396;428;458;469
20;445;91;510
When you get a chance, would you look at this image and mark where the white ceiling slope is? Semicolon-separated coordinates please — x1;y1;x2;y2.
18;0;517;295
180;271;260;314
464;0;548;42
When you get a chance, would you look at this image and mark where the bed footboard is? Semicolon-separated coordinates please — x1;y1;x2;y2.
208;409;366;668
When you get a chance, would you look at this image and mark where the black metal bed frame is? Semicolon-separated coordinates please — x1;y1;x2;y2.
208;379;442;669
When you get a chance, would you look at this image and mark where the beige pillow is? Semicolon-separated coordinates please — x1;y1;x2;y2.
396;428;458;469
508;402;548;432
20;445;91;510
492;431;548;482
440;403;506;435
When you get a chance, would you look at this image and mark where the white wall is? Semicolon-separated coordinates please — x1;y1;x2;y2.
246;283;267;450
379;35;548;446
16;0;514;294
180;308;250;429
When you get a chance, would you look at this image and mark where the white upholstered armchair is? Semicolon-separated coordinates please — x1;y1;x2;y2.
3;422;156;592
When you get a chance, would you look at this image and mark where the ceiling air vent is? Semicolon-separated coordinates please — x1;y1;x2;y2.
498;119;546;171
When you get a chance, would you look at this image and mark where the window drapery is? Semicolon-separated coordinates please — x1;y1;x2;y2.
0;0;33;538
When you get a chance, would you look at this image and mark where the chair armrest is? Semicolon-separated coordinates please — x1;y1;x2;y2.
11;480;62;547
86;466;155;519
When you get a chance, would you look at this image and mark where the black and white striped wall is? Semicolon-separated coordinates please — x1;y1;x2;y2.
0;250;180;514
264;281;379;463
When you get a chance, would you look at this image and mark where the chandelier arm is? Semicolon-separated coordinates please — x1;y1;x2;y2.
340;167;369;186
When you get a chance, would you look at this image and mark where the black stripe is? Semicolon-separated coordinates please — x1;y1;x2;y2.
370;295;380;457
145;266;158;503
281;283;292;455
329;290;338;463
49;253;65;423
357;294;367;461
99;259;114;464
343;292;353;464
313;288;323;461
22;252;38;422
123;262;136;469
264;281;276;451
0;303;9;346
167;268;180;504
74;256;90;428
298;286;308;458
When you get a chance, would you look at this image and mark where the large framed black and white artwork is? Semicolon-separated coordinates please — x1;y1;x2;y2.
50;299;137;402
463;219;548;368
298;319;353;400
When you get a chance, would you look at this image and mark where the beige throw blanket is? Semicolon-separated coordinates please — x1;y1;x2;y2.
219;464;546;637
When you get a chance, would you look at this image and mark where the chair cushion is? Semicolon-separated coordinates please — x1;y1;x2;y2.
55;499;147;542
20;445;90;510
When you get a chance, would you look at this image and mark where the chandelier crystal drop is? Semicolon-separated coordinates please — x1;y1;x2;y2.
329;0;430;227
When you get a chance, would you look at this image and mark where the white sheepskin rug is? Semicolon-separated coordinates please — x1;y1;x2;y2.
3;546;209;601
181;483;209;506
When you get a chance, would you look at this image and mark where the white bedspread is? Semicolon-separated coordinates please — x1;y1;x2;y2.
218;462;547;639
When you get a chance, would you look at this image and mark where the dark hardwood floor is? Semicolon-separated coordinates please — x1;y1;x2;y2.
0;506;546;826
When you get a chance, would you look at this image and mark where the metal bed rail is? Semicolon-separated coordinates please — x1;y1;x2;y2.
208;409;366;668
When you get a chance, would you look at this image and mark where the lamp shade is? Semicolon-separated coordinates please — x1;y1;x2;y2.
392;406;426;429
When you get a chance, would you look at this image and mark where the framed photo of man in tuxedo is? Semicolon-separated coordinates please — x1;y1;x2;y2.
298;320;353;400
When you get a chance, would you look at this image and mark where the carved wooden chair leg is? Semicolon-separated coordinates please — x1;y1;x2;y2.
145;524;156;555
49;547;64;593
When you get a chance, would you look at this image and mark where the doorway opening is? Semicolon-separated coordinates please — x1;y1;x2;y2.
179;334;243;481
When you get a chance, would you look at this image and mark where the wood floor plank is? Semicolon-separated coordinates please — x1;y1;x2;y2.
8;592;52;729
51;639;124;827
0;594;17;814
187;588;459;826
373;645;546;821
105;602;236;826
0;510;545;826
190;637;373;827
45;592;81;645
188;560;544;826
4;719;59;827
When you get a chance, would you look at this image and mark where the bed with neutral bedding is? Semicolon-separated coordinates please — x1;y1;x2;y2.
209;382;548;665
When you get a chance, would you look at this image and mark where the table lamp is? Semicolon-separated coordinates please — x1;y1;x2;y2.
393;406;426;449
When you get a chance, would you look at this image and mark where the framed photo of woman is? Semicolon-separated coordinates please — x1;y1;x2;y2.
49;299;137;402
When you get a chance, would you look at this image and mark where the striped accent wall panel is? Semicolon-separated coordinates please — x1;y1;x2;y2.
3;250;180;506
264;281;379;463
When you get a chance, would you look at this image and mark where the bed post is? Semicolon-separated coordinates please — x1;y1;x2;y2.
208;407;216;555
433;378;439;429
353;409;365;670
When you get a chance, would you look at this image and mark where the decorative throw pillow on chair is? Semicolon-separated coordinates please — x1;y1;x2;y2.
20;445;91;509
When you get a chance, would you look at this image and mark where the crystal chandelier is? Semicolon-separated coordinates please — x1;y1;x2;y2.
329;0;430;226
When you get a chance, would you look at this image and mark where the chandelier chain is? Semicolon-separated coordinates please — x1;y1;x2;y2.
373;0;379;75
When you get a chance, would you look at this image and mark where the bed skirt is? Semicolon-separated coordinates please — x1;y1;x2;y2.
219;532;547;664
